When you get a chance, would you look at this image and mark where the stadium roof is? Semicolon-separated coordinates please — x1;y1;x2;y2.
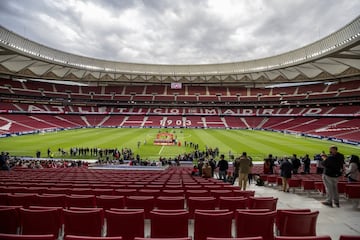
0;16;359;85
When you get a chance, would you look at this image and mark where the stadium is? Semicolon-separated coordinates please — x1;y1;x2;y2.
0;2;360;240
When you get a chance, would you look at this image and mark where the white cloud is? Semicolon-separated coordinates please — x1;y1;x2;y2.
0;0;358;64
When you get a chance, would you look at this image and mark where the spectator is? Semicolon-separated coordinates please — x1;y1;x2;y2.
197;159;204;177
291;154;301;174
217;154;228;182
191;165;199;176
263;155;272;174
345;155;359;182
269;154;276;174
238;152;253;190
321;145;345;208
209;158;217;178
316;151;326;174
248;156;254;185
202;161;212;178
280;157;293;192
226;171;234;184
232;156;240;185
302;154;311;174
0;152;10;171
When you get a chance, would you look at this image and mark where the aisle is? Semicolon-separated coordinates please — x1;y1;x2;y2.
242;181;360;239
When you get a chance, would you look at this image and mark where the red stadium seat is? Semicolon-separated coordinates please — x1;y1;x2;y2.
135;238;190;240
7;194;36;208
287;179;302;193
339;236;360;240
63;208;103;237
275;209;311;235
301;180;316;192
0;206;20;234
33;194;66;208
96;195;125;210
0;193;8;205
0;233;56;240
274;237;332;240
4;187;28;194
65;236;123;240
125;196;155;218
69;188;93;195
68;207;105;226
194;210;233;240
105;209;144;240
232;190;255;198
66;194;96;208
92;188;114;196
114;189;137;197
247;197;278;211
138;189;161;197
207;238;263;240
155;196;185;210
187;197;216;218
186;190;211;198
279;211;319;236
345;185;360;199
149;209;189;238
44;188;70;195
236;210;276;240
218;196;248;215
210;190;234;207
28;206;64;225
161;189;185;197
20;208;62;238
236;209;272;213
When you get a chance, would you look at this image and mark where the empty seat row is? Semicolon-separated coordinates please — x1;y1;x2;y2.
0;195;276;217
0;207;320;240
0;190;256;207
0;187;252;197
2;234;360;240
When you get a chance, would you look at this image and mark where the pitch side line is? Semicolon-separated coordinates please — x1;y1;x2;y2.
158;145;165;155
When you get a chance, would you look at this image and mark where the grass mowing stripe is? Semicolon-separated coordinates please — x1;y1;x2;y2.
191;129;229;151
212;129;256;155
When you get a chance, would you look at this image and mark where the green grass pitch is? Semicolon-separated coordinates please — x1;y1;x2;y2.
0;128;359;161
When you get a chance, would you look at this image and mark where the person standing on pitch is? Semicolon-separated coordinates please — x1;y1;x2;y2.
238;152;253;190
321;145;345;207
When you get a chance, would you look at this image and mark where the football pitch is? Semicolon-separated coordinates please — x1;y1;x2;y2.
0;128;359;161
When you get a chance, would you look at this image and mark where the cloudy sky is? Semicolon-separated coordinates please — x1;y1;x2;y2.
0;0;359;65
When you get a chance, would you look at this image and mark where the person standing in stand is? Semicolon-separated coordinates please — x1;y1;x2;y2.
345;155;359;182
232;156;240;185
280;157;293;192
202;161;212;178
291;154;301;174
217;154;228;182
238;152;253;190
321;146;345;208
209;158;217;178
302;154;311;174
